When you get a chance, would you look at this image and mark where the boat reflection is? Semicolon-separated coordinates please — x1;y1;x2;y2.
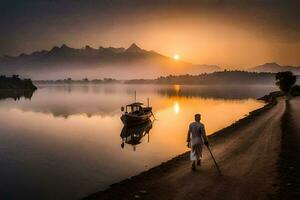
120;119;153;151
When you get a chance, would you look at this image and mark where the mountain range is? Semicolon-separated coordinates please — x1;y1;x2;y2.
1;44;299;79
0;44;220;79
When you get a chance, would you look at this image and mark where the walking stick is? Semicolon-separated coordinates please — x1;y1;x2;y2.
206;144;222;175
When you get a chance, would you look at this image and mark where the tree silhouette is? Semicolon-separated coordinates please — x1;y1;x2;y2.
275;71;296;94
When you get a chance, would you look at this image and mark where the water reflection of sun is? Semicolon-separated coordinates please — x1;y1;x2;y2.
173;84;181;95
173;101;180;114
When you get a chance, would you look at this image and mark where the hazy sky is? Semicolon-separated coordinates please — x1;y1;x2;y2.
1;0;300;68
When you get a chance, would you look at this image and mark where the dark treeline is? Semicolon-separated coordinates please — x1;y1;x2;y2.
33;71;300;86
125;71;289;85
0;75;37;90
35;78;119;84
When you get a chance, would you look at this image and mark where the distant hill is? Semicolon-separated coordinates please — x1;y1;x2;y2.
125;71;282;85
185;64;221;74
250;62;300;75
0;44;221;79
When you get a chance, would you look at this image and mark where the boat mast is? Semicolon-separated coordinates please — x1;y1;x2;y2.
134;91;136;102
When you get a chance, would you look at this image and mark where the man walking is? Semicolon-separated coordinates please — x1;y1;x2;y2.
187;114;209;171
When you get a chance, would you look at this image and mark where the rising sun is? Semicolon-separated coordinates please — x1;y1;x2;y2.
173;54;180;61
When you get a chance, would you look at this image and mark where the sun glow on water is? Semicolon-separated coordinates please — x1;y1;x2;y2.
173;101;180;114
174;84;181;94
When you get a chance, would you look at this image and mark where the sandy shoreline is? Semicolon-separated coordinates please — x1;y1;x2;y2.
84;96;289;200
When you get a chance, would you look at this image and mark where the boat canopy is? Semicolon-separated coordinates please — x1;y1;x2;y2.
126;102;144;107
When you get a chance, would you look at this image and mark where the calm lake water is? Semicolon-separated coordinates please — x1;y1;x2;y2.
0;84;277;199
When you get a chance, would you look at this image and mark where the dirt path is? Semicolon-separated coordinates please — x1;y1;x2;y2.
86;101;285;200
279;97;300;199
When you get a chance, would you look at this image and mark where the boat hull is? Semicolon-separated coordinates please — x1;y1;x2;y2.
121;112;152;126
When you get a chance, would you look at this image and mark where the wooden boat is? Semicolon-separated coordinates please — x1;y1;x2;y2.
120;102;152;126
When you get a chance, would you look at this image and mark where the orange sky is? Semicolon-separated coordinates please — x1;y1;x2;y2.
1;0;300;68
64;16;300;68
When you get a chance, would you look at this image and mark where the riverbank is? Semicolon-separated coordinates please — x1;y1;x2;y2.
84;97;289;199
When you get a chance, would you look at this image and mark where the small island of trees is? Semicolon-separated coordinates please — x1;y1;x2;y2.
0;75;37;100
